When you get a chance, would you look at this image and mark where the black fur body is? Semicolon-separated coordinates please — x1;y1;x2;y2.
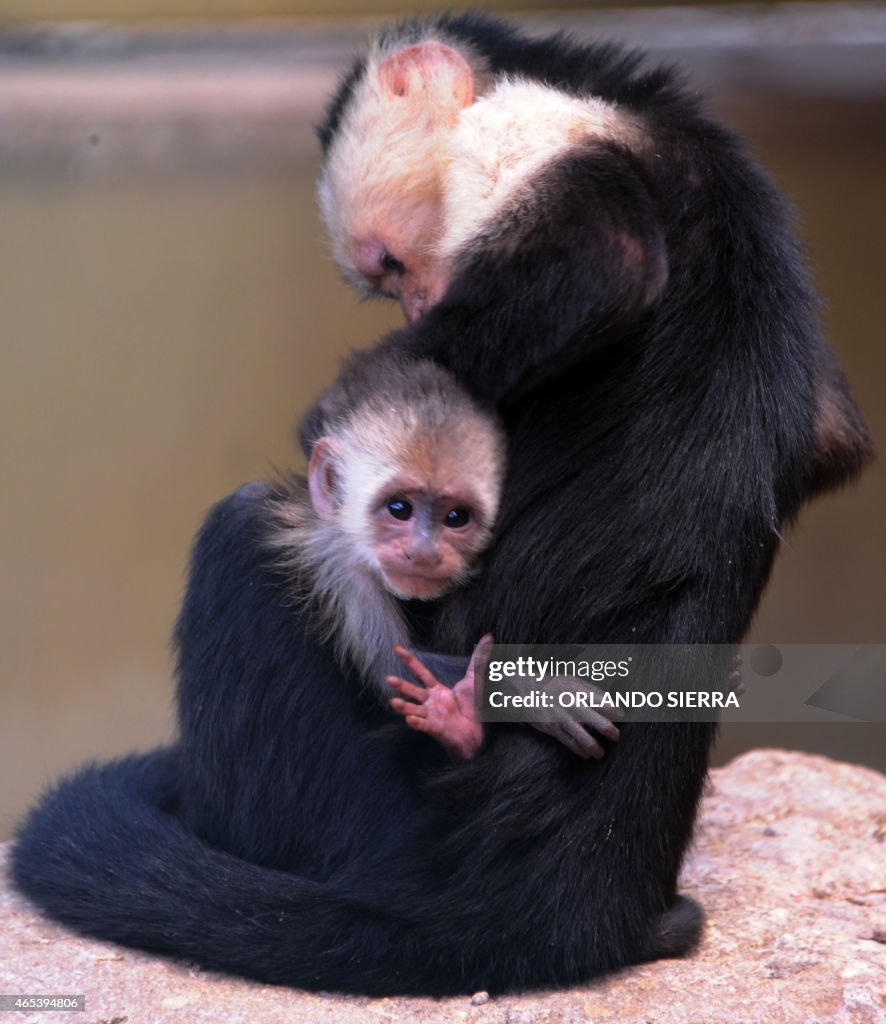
12;14;871;996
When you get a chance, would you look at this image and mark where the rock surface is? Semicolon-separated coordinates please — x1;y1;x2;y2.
2;749;884;1024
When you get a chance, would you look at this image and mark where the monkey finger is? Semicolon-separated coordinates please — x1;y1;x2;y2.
529;719;600;759
587;703;625;723
561;724;606;765
391;697;429;720
393;645;442;689
386;675;430;703
577;712;620;742
584;684;625;721
467;633;495;680
404;714;437;735
547;678;624;722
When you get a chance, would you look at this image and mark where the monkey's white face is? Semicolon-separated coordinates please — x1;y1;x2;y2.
307;407;502;604
317;37;477;323
349;202;450;323
370;485;487;600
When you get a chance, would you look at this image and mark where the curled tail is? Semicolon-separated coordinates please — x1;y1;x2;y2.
11;749;702;996
12;751;474;993
11;751;334;986
641;895;704;961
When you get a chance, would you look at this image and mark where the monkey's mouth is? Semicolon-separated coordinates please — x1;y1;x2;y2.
382;571;452;600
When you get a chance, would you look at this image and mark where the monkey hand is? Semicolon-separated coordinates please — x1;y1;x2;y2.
530;678;621;760
387;637;492;762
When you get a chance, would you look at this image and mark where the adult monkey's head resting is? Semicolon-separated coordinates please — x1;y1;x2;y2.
317;34;483;321
315;16;870;495
317;24;665;326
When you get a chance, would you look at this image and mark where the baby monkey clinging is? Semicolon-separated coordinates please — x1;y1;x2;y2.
271;357;504;701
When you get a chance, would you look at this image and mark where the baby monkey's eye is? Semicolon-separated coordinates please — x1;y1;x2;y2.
381;251;406;276
444;509;470;528
387;499;413;521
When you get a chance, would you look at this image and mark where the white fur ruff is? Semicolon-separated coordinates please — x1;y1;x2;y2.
439;78;636;262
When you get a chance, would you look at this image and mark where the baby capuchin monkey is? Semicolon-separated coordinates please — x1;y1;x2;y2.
286;358;618;761
271;358;504;759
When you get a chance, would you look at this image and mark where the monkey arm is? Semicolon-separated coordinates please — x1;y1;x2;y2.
417;141;669;403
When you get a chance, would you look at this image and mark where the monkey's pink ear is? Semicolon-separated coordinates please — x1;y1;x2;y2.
308;437;342;521
378;41;474;110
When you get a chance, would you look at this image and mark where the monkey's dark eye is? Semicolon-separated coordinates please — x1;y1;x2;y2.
444;509;470;529
380;251;405;276
387;499;413;521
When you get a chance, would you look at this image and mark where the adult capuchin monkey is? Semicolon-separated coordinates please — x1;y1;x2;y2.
302;8;872;978
13;13;871;997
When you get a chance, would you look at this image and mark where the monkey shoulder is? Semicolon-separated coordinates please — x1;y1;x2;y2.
440;79;641;263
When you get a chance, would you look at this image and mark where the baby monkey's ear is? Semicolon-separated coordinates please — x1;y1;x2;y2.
307;436;343;521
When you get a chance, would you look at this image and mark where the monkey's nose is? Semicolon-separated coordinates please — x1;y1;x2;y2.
405;544;442;568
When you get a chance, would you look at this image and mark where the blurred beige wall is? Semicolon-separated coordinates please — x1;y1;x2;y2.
0;0;648;22
1;10;884;841
0;0;866;24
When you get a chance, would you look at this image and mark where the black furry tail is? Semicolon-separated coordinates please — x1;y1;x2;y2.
10;751;334;985
11;750;702;996
641;895;704;960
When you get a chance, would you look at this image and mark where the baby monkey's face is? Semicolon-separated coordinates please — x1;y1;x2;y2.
370;481;484;600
